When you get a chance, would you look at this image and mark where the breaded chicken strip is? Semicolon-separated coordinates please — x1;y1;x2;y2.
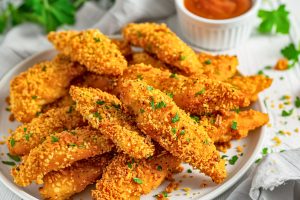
201;109;269;143
39;153;113;200
11;126;114;186
198;53;238;81
48;29;127;76
42;94;75;112
119;80;226;183
10;54;85;123
111;39;133;57
226;75;273;102
70;86;154;159
119;64;249;115
130;52;169;71
123;23;202;76
92;150;181;200
7;106;86;156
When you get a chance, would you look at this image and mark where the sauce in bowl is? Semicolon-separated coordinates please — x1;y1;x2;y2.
184;0;252;20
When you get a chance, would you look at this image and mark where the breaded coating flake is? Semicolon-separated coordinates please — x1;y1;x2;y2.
92;150;180;200
7;105;86;156
10;54;85;123
48;29;127;76
11;126;114;186
40;153;113;200
119;64;249;115
111;39;133;57
119;80;226;183
123;23;202;76
70;86;154;159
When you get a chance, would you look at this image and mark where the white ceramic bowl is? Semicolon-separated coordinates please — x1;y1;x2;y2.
175;0;261;51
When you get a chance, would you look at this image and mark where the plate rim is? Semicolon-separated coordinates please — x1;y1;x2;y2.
0;49;267;200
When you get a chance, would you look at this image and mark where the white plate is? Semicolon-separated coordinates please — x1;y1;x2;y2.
0;49;266;200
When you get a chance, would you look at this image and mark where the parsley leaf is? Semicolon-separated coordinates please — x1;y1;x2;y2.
155;101;166;109
2;161;15;166
295;97;300;108
7;153;21;162
51;136;59;143
262;147;268;155
187;169;192;173
228;155;238;165
133;177;143;184
10;139;15;147
231;121;238;130
281;43;300;68
171;113;180;123
258;5;290;34
190;115;200;123
96;100;105;105
157;165;162;171
281;109;293;117
195;88;205;96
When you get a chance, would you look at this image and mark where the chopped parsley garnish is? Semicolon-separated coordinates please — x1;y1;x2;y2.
96;100;105;105
7;153;20;162
24;133;32;141
180;129;185;135
180;55;186;61
157;165;162;171
169;73;177;78
112;103;121;110
93;112;102;120
5;107;11;112
258;5;290;34
31;95;38;99
255;158;262;164
221;155;228;159
140;109;145;113
171;113;180;123
281;43;300;68
137;31;142;37
35;112;41;117
195;88;205;96
281;109;293;117
162;191;168;197
147;86;154;91
228;155;238;165
264;66;272;70
127;162;133;169
166;92;174;98
257;70;264;75
150;98;155;110
187;169;192;173
171;127;177;134
133;177;143;184
204;59;212;65
66;106;73;113
70;131;76;135
42;66;47;71
155;101;166;109
24;127;27;132
51;136;59;143
10;139;15;147
137;74;143;80
295;97;300;108
262;147;268;155
2;161;15;166
203;139;209;145
231;121;238;130
68;143;77;147
280;76;284;80
186;138;190;143
190;115;200;123
94;37;101;42
232;108;240;113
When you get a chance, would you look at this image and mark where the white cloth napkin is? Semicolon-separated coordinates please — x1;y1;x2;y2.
1;1;300;200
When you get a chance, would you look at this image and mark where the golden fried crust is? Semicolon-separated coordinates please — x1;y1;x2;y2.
7;106;86;156
226;75;273;102
48;29;127;76
122;23;202;76
119;80;226;183
10;54;86;123
119;64;249;115
130;52;169;71
92;151;181;200
197;53;238;81
201;110;269;143
70;86;154;159
40;153;113;200
111;39;133;57
11;126;114;186
42;94;75;113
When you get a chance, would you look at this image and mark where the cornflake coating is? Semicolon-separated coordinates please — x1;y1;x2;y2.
226;75;273;102
123;23;202;76
39;153;113;200
10;54;86;123
130;52;169;71
119;64;249;115
42;94;75;113
11;126;114;187
111;39;133;57
48;29;127;76
70;86;154;159
201;110;269;143
119;80;226;183
7;106;86;156
92;150;181;200
198;53;238;81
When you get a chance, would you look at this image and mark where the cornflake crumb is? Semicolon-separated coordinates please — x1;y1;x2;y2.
274;58;289;71
9;114;15;122
200;182;207;188
272;136;282;146
173;165;184;173
0;141;5;145
165;181;180;193
236;146;243;153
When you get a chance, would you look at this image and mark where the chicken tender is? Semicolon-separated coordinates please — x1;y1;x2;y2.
48;29;127;76
119;64;249;115
7;106;86;156
92;150;181;200
111;39;133;57
39;153;113;200
10;54;85;123
198;53;238;81
119;80;226;183
70;86;154;159
123;23;202;76
226;75;273;102
11;126;114;186
42;94;75;112
201;109;269;143
130;52;169;71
